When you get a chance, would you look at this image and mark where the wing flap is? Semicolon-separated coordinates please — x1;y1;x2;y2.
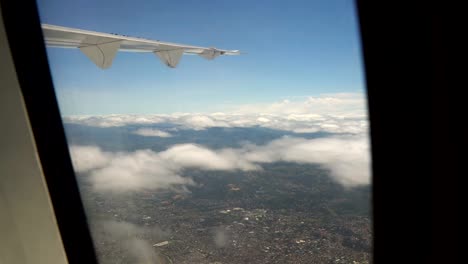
198;48;222;60
79;36;121;69
154;48;185;68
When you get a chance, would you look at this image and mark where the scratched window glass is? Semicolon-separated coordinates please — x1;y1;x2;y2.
37;0;371;263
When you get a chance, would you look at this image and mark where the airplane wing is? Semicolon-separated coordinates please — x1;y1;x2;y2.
41;24;240;69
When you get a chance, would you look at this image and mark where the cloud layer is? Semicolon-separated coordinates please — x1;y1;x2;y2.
63;93;369;135
70;135;370;192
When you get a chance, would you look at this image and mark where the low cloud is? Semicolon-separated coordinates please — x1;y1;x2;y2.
94;220;168;240
91;220;169;264
243;136;371;186
70;146;194;192
213;226;230;248
63;93;369;135
69;145;112;172
69;135;370;192
132;128;172;137
159;144;259;171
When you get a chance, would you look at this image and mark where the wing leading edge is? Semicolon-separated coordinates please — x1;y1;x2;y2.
41;24;240;69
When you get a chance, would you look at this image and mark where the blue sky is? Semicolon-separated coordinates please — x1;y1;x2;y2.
37;0;365;115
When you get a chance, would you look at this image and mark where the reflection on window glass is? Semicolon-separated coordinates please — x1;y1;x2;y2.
38;0;371;263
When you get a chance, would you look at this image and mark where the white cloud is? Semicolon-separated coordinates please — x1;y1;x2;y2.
63;93;369;135
175;115;229;130
69;145;112;172
69;146;193;192
69;135;370;192
159;144;259;171
88;149;193;192
244;136;371;186
132;128;172;137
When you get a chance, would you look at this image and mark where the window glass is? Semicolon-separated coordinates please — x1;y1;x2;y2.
37;0;371;263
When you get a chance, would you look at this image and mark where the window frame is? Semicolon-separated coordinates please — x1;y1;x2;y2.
1;0;457;263
1;1;98;263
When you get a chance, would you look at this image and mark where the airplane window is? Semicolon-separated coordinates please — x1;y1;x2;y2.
36;0;371;263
